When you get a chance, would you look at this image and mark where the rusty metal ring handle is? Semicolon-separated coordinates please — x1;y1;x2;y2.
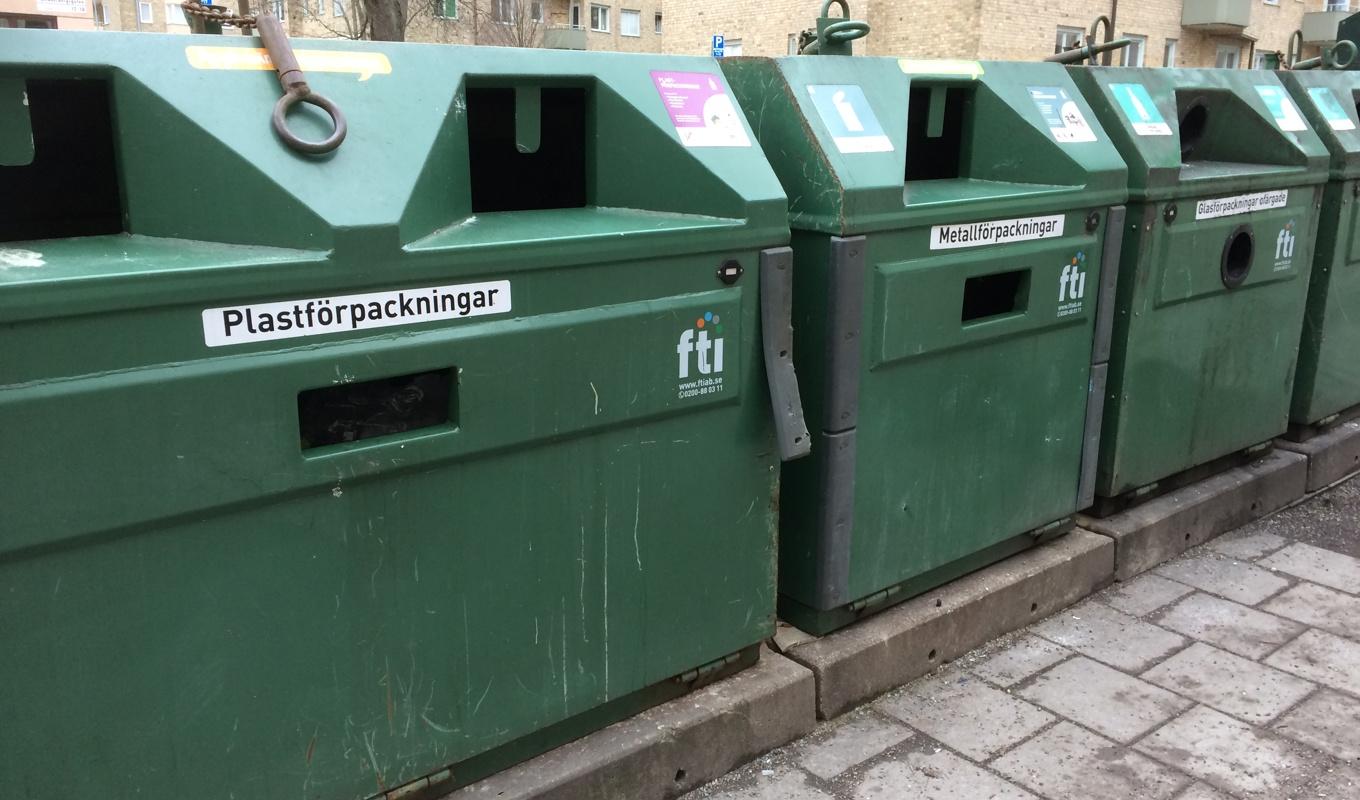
272;90;347;155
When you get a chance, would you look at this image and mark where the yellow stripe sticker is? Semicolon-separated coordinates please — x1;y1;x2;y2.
897;59;985;80
185;46;392;81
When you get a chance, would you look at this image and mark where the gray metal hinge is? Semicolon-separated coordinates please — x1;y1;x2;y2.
760;247;812;461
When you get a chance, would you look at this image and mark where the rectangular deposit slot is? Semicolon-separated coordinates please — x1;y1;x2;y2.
0;78;125;242
466;86;589;212
905;84;975;182
961;269;1029;324
299;369;456;449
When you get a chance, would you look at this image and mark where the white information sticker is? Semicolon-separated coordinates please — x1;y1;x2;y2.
1256;85;1308;133
1194;190;1290;221
1028;86;1098;144
202;281;512;347
930;215;1066;250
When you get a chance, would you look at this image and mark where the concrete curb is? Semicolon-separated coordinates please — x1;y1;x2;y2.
446;647;817;800
776;530;1115;720
1080;449;1307;581
1277;420;1360;493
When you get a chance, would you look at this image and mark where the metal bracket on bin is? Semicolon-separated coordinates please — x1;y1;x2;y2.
1078;205;1126;510
761;247;812;462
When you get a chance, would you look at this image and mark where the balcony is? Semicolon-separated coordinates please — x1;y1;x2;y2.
544;25;587;49
1181;0;1252;34
1302;9;1353;44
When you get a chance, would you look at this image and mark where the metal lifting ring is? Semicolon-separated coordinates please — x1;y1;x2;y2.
1287;30;1304;68
272;90;347;155
823;19;870;43
820;0;850;17
1329;39;1358;70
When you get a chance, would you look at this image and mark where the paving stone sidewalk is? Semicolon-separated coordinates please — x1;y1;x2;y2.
683;475;1360;800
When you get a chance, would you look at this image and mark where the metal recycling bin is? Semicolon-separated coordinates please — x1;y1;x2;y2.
1069;68;1329;502
0;30;809;800
1279;69;1360;430
724;56;1128;634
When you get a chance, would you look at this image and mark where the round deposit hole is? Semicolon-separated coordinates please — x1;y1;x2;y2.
1221;226;1254;289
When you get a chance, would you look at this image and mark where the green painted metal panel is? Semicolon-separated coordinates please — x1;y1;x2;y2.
1280;70;1360;425
725;56;1127;633
0;30;790;800
1070;67;1328;497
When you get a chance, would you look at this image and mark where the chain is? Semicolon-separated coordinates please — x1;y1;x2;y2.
179;1;257;29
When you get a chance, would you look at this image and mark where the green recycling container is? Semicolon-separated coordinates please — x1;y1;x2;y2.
723;56;1128;634
1279;69;1360;430
1069;68;1329;501
0;30;809;800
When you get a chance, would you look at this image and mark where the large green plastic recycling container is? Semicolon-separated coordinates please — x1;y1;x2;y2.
0;30;796;800
724;56;1128;634
1279;69;1360;429
1070;67;1329;499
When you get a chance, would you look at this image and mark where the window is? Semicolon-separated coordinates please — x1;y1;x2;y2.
1327;1;1350;11
1163;38;1177;67
1264;0;1279;6
620;8;639;36
1122;34;1146;66
1055;25;1084;55
165;1;185;23
570;2;581;27
435;0;456;19
490;0;539;22
137;1;152;23
589;3;608;31
788;33;799;54
270;0;285;18
725;37;743;55
333;0;344;15
94;1;109;23
654;11;661;33
1216;44;1241;69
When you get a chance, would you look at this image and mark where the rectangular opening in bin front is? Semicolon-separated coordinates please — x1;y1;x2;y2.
467;87;587;212
299;369;455;450
961;269;1028;324
905;85;973;182
0;78;124;242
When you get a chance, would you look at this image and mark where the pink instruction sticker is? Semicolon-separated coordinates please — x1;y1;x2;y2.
650;71;752;148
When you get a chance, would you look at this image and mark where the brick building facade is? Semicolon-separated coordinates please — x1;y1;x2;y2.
663;0;1349;68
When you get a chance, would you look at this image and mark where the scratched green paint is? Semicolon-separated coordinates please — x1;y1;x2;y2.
0;31;787;800
1069;67;1328;495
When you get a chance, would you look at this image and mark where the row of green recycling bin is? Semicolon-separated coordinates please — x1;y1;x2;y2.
2;26;1359;800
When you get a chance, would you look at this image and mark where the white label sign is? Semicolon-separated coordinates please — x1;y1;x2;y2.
1195;190;1290;221
202;281;512;347
36;0;87;12
930;215;1066;250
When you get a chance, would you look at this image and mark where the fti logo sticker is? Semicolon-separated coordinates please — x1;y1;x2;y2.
1057;251;1088;318
1275;220;1297;271
677;311;726;399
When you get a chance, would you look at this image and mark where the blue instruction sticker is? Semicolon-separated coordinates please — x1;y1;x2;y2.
806;84;894;154
1028;86;1097;143
1256;85;1308;132
1110;83;1171;136
1308;86;1357;132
